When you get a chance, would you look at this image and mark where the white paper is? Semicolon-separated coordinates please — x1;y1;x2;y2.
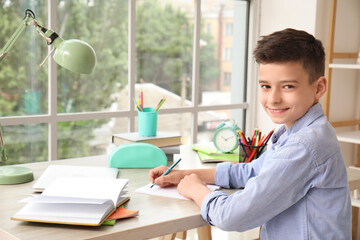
33;165;118;192
19;195;110;205
42;177;128;207
135;183;220;200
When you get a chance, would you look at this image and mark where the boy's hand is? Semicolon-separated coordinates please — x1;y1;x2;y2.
148;165;184;187
177;173;211;207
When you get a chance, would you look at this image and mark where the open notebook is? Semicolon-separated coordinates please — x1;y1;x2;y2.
32;165;118;192
12;177;129;226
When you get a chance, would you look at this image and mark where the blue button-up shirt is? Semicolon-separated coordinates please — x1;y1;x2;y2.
201;103;351;239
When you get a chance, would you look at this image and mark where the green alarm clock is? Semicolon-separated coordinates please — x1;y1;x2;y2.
213;122;240;153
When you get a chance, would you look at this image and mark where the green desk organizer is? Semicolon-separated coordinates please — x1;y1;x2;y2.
108;143;167;168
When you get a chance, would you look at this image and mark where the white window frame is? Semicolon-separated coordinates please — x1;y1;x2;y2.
0;0;250;161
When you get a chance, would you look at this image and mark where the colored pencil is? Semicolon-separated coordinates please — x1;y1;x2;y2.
140;89;143;108
133;98;143;112
154;97;166;112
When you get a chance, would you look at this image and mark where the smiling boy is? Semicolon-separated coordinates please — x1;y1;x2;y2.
149;28;351;239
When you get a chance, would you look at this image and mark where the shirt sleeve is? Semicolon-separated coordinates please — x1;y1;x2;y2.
201;139;318;232
215;151;267;188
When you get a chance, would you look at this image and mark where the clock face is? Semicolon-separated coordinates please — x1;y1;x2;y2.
213;127;238;152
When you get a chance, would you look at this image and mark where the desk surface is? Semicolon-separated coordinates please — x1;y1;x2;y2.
0;146;223;240
1;146;360;240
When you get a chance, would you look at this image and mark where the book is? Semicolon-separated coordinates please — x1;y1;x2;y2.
112;131;182;148
192;143;242;163
160;145;180;161
12;177;129;226
102;206;139;226
107;206;139;220
32;165;119;192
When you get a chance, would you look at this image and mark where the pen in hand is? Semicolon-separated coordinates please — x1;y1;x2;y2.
150;158;182;188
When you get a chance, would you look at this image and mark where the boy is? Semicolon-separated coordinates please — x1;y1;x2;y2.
149;28;351;239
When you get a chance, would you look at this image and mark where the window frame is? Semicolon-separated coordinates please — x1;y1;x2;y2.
0;0;250;161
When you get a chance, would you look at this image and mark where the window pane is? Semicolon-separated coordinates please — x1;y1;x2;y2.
56;0;128;113
197;109;245;143
199;0;249;106
1;124;48;165
0;2;48;116
136;0;193;108
134;112;191;145
58;118;129;159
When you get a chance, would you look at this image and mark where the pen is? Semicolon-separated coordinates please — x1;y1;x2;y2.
150;158;182;188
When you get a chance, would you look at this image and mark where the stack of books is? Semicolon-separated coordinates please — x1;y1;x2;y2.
112;131;182;160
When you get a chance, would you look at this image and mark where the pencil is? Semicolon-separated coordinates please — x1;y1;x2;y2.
133;98;143;112
237;130;249;145
150;158;182;188
140;89;143;108
154;97;166;112
258;129;274;154
239;138;249;158
259;129;275;146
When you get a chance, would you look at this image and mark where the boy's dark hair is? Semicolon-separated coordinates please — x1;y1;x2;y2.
253;28;325;83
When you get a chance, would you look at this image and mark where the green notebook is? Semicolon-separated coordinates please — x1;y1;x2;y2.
192;144;243;163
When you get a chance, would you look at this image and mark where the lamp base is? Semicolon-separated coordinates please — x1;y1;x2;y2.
0;166;34;185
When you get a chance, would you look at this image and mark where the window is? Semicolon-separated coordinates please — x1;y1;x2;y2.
223;72;231;86
206;23;212;34
225;23;233;36
0;0;250;165
223;48;232;61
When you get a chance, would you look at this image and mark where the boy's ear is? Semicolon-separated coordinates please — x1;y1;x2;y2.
315;76;327;100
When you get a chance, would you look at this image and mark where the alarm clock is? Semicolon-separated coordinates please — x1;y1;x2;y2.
213;122;239;153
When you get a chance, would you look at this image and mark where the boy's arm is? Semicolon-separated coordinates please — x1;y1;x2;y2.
149;166;216;187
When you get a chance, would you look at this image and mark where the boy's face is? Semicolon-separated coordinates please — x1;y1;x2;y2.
259;62;326;129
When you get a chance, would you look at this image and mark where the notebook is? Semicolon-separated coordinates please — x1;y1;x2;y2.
32;165;118;192
12;177;129;226
112;131;181;148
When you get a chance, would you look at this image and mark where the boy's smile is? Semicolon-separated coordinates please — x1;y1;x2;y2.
259;62;326;129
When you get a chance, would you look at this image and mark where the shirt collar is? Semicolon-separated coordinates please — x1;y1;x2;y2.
271;103;325;144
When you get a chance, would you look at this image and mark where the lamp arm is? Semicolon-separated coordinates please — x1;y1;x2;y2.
0;12;34;62
0;9;63;63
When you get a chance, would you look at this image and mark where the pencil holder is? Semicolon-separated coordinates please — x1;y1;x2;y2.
138;107;158;137
239;143;267;163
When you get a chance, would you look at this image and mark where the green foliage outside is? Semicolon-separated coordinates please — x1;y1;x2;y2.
0;0;219;165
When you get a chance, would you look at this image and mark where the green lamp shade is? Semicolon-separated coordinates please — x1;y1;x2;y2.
53;39;97;74
0;166;34;185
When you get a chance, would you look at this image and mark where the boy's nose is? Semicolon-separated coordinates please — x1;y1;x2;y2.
268;89;281;104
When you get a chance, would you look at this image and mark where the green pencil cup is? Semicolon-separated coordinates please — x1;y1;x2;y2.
138;107;158;137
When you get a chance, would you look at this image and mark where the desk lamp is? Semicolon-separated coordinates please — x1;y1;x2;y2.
0;9;97;184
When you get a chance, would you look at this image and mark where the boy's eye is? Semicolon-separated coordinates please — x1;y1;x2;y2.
284;85;294;89
260;84;270;89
